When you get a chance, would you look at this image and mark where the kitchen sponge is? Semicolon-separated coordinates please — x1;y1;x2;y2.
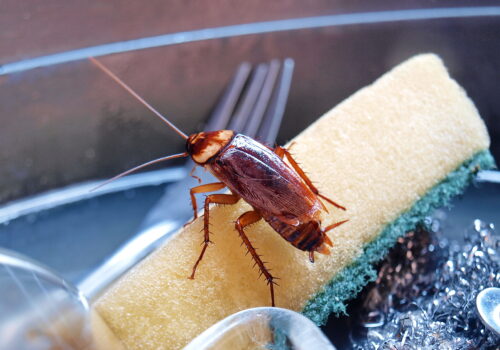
92;54;494;349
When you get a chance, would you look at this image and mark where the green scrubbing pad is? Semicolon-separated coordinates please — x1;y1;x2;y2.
303;150;496;324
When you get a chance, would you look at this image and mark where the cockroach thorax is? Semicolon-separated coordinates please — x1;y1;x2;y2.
186;130;235;164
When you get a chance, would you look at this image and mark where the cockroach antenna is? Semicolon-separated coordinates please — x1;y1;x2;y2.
88;57;188;140
88;56;189;192
90;152;188;192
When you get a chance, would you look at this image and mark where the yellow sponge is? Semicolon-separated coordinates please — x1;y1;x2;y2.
92;54;492;349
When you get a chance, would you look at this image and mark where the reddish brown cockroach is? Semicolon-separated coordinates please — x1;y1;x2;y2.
90;57;347;307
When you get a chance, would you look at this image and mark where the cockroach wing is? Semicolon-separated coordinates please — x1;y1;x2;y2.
209;134;321;221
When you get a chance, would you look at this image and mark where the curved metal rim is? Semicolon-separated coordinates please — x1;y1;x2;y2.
0;166;185;224
2;7;500;75
476;287;500;336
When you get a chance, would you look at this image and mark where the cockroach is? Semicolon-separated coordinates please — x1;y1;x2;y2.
90;57;347;307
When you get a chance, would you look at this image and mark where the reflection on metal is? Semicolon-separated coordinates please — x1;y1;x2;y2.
476;287;500;336
475;170;500;184
0;167;185;223
77;220;181;300
1;7;500;75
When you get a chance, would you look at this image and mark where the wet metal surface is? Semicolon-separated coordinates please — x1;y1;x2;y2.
1;15;500;204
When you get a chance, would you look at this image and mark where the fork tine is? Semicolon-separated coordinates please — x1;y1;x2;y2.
257;58;295;145
228;63;269;132
243;60;281;137
205;62;252;131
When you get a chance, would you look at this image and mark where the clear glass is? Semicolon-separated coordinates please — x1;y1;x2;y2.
0;248;93;349
183;307;336;350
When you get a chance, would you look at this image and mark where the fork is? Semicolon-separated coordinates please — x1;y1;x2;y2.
78;59;295;299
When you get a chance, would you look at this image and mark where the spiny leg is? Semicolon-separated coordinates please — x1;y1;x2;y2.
189;182;226;220
235;211;277;307
274;146;346;211
189;193;239;279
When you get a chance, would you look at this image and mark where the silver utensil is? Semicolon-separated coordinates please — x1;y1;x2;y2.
476;287;500;336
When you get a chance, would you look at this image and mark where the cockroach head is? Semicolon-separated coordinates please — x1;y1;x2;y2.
186;130;235;164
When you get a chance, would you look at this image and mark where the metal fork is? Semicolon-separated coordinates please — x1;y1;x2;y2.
78;59;295;299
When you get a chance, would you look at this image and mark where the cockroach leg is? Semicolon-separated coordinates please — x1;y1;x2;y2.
188;182;226;222
274;146;346;211
235;211;277;307
286;141;297;151
309;251;315;263
189;165;202;184
189;193;239;279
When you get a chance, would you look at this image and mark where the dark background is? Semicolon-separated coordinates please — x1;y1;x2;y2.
1;1;499;203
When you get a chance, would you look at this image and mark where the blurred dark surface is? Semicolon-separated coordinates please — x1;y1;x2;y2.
0;17;500;202
1;5;499;205
1;1;496;64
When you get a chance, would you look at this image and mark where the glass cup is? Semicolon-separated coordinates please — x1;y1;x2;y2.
0;247;93;349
